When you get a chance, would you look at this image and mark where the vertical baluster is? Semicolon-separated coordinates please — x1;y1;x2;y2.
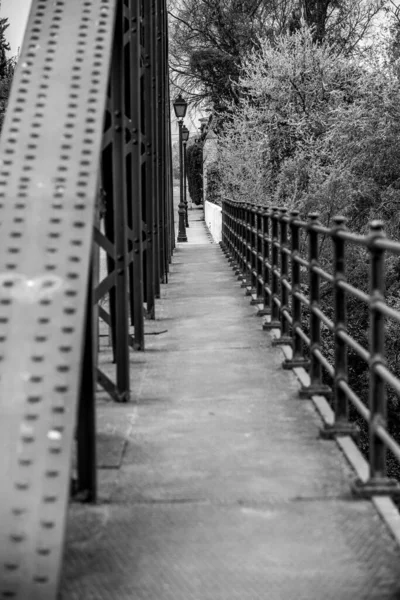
254;208;264;306
247;206;253;292
233;203;240;275
228;200;232;252
233;202;239;269
273;209;291;344
239;203;246;281
369;220;389;477
235;203;241;278
321;216;358;438
221;199;225;246
228;200;232;253
244;203;253;294
252;207;258;296
352;221;400;497
221;199;227;250
283;210;309;369
225;201;230;253
248;206;257;301
299;213;330;398
247;203;253;291
225;201;235;263
226;201;237;266
240;203;249;288
225;200;230;253
263;208;281;330
258;207;271;317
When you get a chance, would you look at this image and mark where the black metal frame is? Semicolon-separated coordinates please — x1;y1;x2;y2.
222;198;400;498
0;0;173;596
76;0;173;500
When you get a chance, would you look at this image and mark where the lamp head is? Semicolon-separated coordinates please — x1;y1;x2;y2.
173;94;188;120
182;125;190;142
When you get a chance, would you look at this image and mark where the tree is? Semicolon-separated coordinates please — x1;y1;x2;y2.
168;0;288;112
0;17;14;133
0;17;11;78
168;0;384;114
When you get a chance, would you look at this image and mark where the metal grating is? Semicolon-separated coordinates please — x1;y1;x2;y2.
0;0;117;597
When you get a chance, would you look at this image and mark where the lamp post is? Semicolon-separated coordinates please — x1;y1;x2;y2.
173;94;188;242
182;124;190;227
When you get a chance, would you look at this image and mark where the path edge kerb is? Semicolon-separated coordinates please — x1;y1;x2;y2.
263;320;400;548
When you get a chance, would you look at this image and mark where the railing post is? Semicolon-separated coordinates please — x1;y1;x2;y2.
227;200;232;250
273;209;291;344
352;221;400;497
244;204;254;295
249;206;259;303
258;206;271;317
299;213;331;398
282;210;310;369
252;207;264;306
251;206;257;296
225;201;237;265
232;202;241;276
263;208;281;330
321;216;359;439
240;203;250;288
221;199;226;247
239;203;246;281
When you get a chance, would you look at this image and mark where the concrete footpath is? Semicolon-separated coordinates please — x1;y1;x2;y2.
62;206;400;599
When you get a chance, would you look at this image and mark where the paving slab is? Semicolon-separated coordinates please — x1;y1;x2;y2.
61;205;400;599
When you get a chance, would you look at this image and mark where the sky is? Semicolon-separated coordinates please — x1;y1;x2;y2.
1;0;32;57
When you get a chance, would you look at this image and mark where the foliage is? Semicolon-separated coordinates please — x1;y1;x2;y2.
206;162;222;205
186;142;203;205
301;0;384;49
168;0;274;113
0;18;11;78
168;0;384;113
217;22;400;228
0;19;15;134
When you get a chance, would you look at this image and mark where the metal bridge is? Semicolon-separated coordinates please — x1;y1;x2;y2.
0;0;173;596
2;1;400;598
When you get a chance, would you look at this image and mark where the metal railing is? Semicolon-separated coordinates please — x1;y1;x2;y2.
222;198;400;498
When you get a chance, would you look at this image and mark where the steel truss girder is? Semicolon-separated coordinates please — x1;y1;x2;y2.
0;0;173;597
0;0;118;597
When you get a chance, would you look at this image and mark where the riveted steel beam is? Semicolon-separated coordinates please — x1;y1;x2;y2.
143;0;156;318
0;0;173;596
126;0;145;350
0;0;118;597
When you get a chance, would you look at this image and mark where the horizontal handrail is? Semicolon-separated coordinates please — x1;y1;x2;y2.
221;198;400;497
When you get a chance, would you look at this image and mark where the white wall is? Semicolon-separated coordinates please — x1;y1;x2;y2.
205;201;222;244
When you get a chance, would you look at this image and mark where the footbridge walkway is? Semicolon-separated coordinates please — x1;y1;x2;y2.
2;1;400;598
62;204;400;600
61;205;400;599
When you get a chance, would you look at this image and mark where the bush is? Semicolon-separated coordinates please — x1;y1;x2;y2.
186;142;203;205
206;161;222;205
